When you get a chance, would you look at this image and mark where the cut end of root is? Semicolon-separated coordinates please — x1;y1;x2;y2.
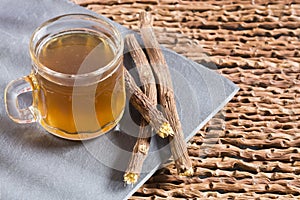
139;11;153;27
124;172;139;185
157;122;174;138
179;167;194;176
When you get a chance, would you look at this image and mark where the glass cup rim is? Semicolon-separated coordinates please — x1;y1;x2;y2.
29;13;124;80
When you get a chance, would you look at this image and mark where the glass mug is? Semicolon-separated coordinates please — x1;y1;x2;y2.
4;14;125;140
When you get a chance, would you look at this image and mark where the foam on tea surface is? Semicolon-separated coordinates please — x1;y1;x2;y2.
38;31;115;74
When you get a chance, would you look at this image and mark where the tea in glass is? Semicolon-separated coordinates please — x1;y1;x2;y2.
5;14;125;140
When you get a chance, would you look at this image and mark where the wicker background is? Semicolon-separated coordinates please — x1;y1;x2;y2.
73;0;300;199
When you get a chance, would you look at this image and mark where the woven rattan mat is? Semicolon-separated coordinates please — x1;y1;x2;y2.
73;0;300;199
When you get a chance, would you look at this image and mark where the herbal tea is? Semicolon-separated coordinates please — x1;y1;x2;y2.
5;14;125;140
31;31;125;139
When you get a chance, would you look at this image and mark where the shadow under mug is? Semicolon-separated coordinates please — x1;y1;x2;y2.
4;14;125;140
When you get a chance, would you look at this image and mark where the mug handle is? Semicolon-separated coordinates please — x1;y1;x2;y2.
4;75;37;124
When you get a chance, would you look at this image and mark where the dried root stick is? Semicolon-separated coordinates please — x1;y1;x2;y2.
139;11;193;176
124;34;158;184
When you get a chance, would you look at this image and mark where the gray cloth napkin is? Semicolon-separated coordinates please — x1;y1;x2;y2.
0;0;238;199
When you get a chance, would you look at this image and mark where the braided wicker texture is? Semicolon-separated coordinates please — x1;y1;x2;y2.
73;0;300;199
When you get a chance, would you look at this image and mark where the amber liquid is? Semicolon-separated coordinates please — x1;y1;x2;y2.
32;31;125;140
